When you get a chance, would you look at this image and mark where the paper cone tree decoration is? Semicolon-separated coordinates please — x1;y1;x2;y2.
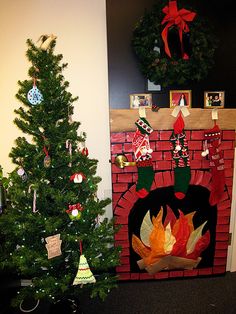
73;254;96;286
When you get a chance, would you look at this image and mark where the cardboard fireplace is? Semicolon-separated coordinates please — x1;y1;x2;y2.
110;109;235;280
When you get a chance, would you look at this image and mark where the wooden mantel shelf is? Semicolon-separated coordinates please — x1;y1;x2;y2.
110;108;236;132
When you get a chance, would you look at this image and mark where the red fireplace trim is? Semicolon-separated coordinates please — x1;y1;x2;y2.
111;130;235;280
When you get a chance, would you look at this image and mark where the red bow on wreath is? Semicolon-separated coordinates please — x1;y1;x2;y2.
161;1;196;59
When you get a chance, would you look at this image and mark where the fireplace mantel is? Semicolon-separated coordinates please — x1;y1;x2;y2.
110;109;235;280
110;108;236;132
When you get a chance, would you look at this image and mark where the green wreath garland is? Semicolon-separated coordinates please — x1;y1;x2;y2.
132;0;218;87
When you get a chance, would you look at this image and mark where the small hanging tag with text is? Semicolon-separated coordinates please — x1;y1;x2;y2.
212;108;218;120
139;107;146;118
45;234;62;259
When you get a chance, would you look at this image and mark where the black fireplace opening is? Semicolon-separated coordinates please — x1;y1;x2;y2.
128;185;217;273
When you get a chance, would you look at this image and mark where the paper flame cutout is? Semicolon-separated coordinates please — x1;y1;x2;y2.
132;206;210;274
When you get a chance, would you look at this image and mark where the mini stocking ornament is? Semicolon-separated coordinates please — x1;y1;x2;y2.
170;113;191;199
202;124;225;206
132;117;154;198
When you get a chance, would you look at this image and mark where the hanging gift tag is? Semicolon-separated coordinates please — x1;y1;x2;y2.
212;108;218;121
45;234;62;259
44;155;51;168
139;107;146;118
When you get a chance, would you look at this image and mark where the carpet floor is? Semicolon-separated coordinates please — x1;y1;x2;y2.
1;272;236;314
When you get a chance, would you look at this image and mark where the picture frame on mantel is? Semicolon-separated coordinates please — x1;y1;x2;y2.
130;93;152;109
204;91;225;109
170;90;192;108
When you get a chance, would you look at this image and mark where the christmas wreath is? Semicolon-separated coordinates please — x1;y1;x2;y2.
132;0;218;87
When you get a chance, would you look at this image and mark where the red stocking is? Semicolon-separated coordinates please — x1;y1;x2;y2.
202;125;225;206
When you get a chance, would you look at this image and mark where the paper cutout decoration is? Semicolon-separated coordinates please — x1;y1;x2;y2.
132;207;210;274
73;254;96;286
45;234;62;259
140;211;153;247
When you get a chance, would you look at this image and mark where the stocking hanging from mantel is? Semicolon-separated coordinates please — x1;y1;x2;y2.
132;117;154;198
170;113;191;199
201;123;226;206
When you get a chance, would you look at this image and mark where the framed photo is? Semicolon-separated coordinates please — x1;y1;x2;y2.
204;91;225;109
130;93;152;109
170;90;192;108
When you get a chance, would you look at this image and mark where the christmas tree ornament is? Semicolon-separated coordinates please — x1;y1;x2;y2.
132;117;154;198
27;78;43;105
81;147;89;156
66;203;83;220
45;234;62;259
66;140;72;167
42;136;51;168
70;173;86;183
28;184;38;213
17;167;28;182
202;124;225;206
73;241;96;286
95;215;101;228
44;155;51;168
38;34;57;51
78;139;89;156
170;113;191;199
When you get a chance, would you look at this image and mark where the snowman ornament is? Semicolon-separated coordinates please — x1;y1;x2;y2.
70;172;86;183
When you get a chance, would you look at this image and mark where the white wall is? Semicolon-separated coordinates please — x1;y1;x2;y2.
0;0;112;216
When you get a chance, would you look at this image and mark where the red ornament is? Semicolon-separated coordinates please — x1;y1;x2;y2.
81;147;89;156
70;172;86;183
66;203;83;214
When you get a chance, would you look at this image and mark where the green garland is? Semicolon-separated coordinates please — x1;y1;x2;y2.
132;0;218;87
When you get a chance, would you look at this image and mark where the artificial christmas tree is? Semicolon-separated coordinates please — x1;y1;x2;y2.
0;36;120;310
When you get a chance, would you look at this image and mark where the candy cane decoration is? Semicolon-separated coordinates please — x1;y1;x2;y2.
66;140;72;167
28;184;38;213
